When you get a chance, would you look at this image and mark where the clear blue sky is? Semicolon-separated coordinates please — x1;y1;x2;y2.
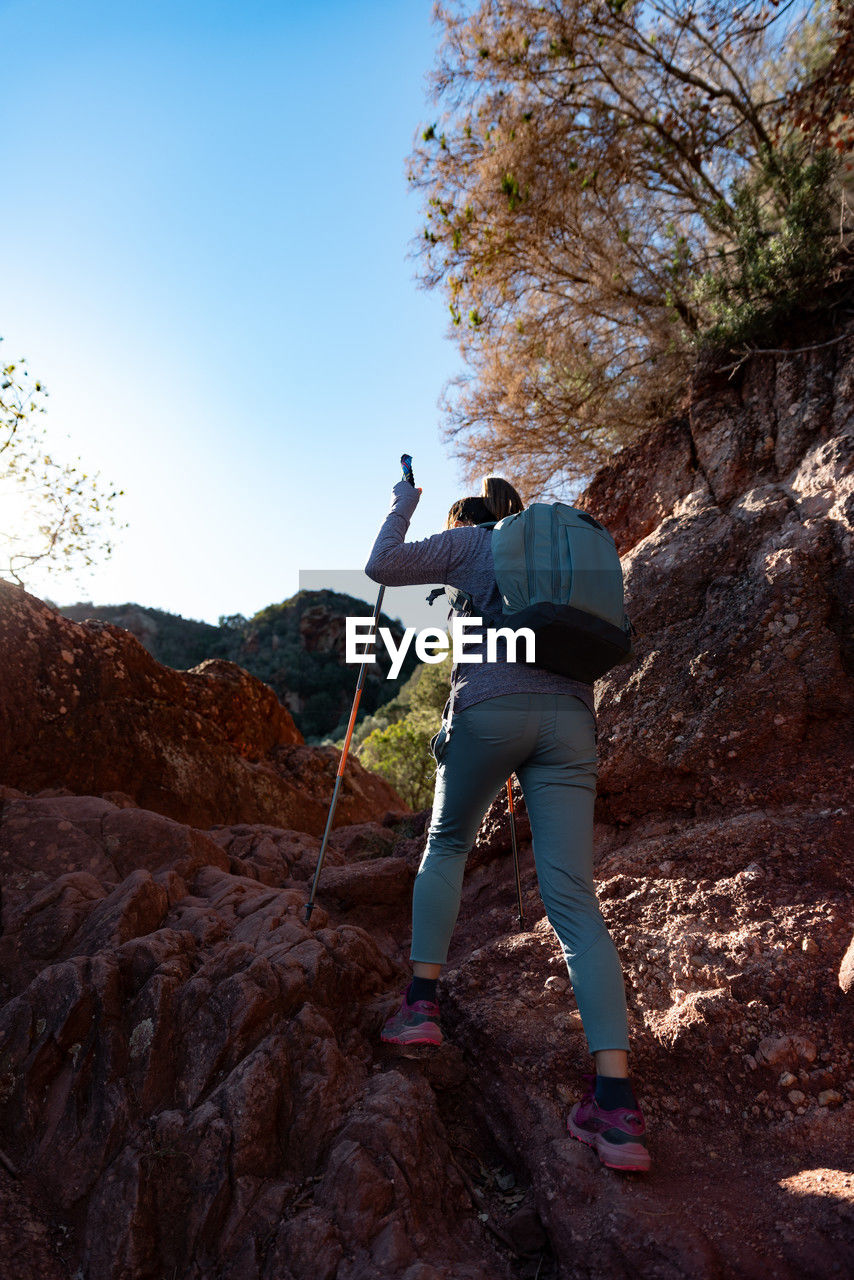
0;0;471;626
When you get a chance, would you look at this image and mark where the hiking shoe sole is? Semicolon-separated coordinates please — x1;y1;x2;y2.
380;1022;443;1046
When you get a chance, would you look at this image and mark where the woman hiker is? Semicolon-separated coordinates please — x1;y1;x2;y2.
364;475;650;1174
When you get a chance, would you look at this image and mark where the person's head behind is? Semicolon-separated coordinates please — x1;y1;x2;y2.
445;475;524;529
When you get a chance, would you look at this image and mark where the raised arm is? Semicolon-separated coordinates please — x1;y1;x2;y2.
365;481;481;588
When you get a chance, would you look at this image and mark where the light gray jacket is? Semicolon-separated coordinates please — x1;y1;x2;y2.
365;482;594;719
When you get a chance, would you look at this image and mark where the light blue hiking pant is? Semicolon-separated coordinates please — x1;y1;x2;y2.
412;692;629;1053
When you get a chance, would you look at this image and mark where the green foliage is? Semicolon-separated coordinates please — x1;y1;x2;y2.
348;650;451;747
696;147;840;348
359;719;436;811
356;651;452;810
218;612;248;631
344;690;412;751
233;591;417;740
501;171;521;209
406;652;452;734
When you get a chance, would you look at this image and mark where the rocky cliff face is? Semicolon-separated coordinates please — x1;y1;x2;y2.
0;324;851;1279
582;330;853;826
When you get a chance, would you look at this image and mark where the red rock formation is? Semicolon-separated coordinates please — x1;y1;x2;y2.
0;791;497;1280
299;604;347;654
0;585;404;832
1;326;852;1278
1;781;850;1278
581;333;854;825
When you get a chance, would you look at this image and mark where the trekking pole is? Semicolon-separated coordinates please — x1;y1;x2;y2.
304;454;415;923
507;776;524;928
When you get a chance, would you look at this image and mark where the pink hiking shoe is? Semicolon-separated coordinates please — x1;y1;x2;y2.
380;991;443;1046
567;1076;651;1172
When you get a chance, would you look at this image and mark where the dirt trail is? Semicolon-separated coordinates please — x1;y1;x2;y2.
367;808;854;1280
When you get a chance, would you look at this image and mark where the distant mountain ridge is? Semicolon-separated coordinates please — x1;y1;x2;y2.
59;590;417;741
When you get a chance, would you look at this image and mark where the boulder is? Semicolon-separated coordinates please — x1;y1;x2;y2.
839;934;854;997
0;582;406;830
0;793;494;1280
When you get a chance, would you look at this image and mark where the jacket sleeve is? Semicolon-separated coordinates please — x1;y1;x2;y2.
365;481;480;587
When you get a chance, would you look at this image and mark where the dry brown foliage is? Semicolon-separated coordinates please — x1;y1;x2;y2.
410;0;850;497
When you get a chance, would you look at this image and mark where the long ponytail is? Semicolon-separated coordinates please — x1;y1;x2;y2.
481;475;524;520
446;475;524;529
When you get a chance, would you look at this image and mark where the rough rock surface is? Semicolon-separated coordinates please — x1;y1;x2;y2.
440;802;853;1280
1;787;851;1279
582;329;854;824
0;1169;69;1280
1;329;852;1278
0;584;404;832
840;934;854;996
58;593;419;742
0;792;495;1280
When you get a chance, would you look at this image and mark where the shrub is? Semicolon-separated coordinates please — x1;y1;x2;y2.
359;719;437;810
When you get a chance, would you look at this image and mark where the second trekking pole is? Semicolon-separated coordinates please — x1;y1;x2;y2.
508;776;524;929
304;454;415;923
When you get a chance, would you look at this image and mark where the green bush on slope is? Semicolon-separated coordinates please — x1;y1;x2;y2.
356;651;453;809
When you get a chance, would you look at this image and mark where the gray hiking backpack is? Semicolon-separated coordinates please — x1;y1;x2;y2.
440;503;634;683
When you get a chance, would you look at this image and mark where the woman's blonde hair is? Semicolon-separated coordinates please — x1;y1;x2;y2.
445;475;524;529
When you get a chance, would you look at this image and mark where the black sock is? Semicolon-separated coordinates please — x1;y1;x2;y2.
595;1075;638;1111
408;976;438;1005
